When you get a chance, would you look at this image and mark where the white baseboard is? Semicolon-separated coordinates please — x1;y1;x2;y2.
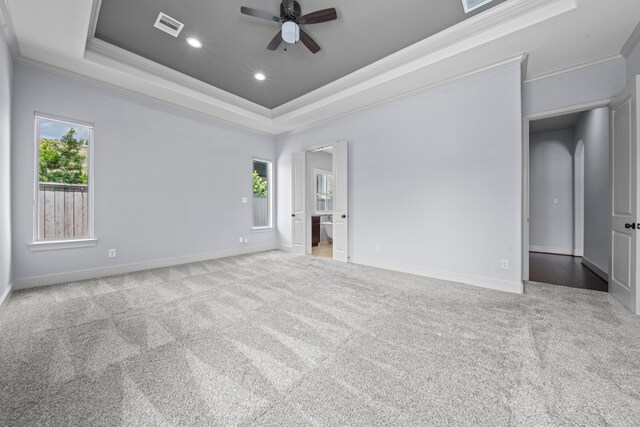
582;257;608;282
13;245;277;290
349;257;523;294
0;283;13;320
278;244;293;253
529;245;583;256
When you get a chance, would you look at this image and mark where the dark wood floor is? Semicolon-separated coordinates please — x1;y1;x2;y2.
529;252;608;292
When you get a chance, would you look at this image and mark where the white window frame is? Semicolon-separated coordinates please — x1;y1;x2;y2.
314;169;333;215
252;158;273;230
28;112;97;251
461;0;495;14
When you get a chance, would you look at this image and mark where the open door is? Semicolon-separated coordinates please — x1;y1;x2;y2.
291;151;306;254
609;75;639;314
332;140;349;262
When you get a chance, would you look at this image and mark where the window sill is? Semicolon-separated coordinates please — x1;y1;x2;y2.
28;238;98;252
252;227;274;233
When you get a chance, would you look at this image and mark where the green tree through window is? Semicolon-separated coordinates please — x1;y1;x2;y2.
253;170;268;196
39;128;88;184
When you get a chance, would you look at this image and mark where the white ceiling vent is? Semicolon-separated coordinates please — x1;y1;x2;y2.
461;0;495;13
154;12;184;37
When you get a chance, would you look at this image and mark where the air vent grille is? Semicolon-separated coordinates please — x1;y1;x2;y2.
154;12;184;37
461;0;495;13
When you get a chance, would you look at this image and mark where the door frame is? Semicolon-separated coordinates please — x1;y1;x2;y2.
522;98;613;283
300;140;348;259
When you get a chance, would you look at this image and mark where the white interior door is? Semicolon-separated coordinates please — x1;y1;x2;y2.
609;75;639;314
292;151;306;254
332;140;349;262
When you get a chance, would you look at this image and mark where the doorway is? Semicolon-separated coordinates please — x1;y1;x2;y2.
291;140;349;262
525;107;609;292
309;149;334;258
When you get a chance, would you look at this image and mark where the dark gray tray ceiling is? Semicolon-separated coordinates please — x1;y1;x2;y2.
95;0;506;109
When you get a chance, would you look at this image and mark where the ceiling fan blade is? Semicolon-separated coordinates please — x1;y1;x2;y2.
267;31;283;51
299;8;337;25
240;6;281;22
299;29;320;54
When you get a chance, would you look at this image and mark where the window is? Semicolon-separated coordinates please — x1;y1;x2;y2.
32;114;95;249
253;159;272;228
314;169;333;214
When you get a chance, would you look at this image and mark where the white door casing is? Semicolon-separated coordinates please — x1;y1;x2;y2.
292;151;306;254
609;75;639;314
332;140;349;262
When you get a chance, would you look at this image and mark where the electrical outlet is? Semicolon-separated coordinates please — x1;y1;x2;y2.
501;259;509;270
242;197;248;204
552;198;558;205
243;237;250;244
108;249;117;258
375;244;381;252
239;237;244;243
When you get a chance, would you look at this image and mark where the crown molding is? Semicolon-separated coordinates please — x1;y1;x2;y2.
0;0;19;58
11;0;579;135
14;55;276;137
86;38;271;118
276;54;528;137
524;97;612;120
271;0;575;119
270;0;575;133
76;0;574;135
86;0;102;42
621;21;640;58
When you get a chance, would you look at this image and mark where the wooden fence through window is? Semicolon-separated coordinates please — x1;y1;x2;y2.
38;182;88;240
253;196;269;227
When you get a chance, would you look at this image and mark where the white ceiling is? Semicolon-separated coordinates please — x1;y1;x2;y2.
530;111;584;134
1;0;639;135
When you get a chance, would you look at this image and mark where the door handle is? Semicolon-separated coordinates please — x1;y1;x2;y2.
625;223;637;229
291;214;295;217
341;214;346;219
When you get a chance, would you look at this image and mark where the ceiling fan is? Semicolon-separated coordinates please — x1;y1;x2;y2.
240;1;337;54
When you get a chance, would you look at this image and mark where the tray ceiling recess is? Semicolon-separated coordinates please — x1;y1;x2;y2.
93;0;508;109
5;0;635;134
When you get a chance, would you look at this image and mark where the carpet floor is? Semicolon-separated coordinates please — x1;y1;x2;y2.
1;251;640;426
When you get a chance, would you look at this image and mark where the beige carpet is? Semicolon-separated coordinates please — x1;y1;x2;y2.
1;251;640;425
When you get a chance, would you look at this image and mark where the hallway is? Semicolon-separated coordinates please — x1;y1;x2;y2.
529;252;608;292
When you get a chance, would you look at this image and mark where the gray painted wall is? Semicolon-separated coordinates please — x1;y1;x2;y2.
576;107;610;273
0;30;12;297
529;129;581;253
277;62;523;284
522;57;626;115
11;64;277;282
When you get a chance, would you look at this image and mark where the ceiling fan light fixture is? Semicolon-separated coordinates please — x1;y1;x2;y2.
281;21;300;44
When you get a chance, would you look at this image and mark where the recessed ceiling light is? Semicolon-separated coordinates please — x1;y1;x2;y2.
186;37;203;48
254;73;266;81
